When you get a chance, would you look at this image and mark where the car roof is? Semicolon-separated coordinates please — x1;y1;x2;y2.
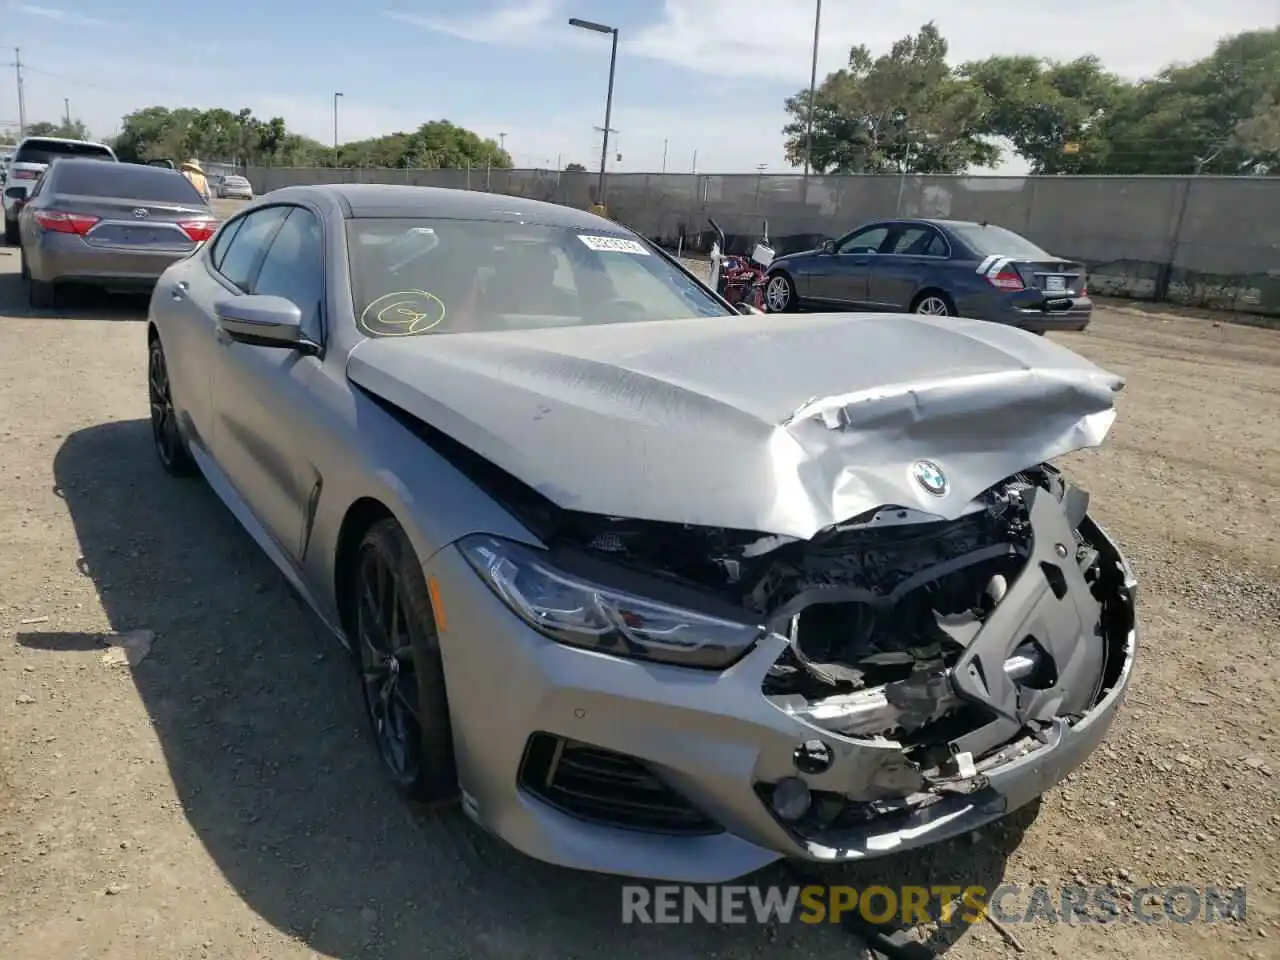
273;183;623;229
17;136;112;148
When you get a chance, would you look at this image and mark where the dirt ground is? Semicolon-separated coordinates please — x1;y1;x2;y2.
0;244;1277;960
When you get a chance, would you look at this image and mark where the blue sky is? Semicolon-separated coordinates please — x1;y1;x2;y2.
3;0;1278;174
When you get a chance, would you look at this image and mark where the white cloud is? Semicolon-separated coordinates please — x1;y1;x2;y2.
10;3;106;26
632;0;1280;83
384;0;564;46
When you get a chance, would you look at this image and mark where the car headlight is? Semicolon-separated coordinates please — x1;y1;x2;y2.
458;534;765;669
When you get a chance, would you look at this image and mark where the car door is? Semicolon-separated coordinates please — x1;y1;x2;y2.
865;224;952;310
159;207;288;454
208;204;328;564
805;224;891;308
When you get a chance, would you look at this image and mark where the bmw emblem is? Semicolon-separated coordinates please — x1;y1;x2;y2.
911;460;949;497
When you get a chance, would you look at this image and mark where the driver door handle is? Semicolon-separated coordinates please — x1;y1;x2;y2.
171;280;189;301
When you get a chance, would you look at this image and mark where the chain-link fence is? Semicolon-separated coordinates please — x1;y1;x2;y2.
244;167;1280;315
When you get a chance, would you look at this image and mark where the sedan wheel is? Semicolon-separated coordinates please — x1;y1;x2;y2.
765;273;794;312
352;519;458;804
914;295;951;316
148;338;197;476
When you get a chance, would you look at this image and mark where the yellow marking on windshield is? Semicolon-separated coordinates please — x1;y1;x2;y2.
358;289;447;337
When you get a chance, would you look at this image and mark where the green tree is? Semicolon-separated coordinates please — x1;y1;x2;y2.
962;54;1125;174
563;161;587;172
23;119;92;140
1092;27;1280;174
782;23;999;174
337;120;511;169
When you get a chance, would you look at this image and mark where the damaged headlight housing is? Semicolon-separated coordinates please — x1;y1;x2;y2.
458;534;765;669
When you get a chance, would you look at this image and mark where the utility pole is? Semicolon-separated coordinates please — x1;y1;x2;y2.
499;132;507;153
802;0;822;183
661;138;668;174
64;98;70;127
593;126;618;173
14;48;27;137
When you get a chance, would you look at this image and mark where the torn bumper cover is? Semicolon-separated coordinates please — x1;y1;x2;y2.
425;475;1137;883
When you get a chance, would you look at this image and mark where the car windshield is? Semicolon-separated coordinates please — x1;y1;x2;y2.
53;163;206;204
949;222;1051;259
346;217;730;337
14;140;114;166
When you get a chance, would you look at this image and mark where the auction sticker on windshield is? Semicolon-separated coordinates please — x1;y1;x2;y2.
577;235;651;255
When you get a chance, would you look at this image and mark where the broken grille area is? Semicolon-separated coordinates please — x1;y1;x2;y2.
518;733;723;836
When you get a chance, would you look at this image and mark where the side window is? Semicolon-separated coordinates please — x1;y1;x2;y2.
889;226;930;254
922;231;950;257
251;208;325;342
208;217;245;271
838;225;889;255
215;206;290;291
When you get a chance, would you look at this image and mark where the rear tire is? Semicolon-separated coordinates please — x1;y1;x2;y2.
4;217;18;246
764;271;797;313
349;518;458;806
911;290;955;317
28;278;56;310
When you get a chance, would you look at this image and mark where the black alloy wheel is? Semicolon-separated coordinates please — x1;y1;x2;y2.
148;337;196;476
352;518;458;804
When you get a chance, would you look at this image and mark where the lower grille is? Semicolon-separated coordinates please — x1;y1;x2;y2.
518;733;722;836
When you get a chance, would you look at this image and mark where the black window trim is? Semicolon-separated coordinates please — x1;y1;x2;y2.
208;201;329;353
883;222;953;260
835;222;892;255
248;203;329;351
205;203;293;294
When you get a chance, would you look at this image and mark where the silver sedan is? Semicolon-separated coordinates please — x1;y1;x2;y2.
145;183;1137;882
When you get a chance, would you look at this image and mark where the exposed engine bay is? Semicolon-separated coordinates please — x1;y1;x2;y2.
546;462;1126;775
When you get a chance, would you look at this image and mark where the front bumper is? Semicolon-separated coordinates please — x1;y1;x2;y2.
427;507;1137;883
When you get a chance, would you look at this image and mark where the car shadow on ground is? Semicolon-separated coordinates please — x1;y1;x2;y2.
20;418;1036;959
0;248;151;321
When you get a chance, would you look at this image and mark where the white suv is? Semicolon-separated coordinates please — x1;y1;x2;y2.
3;136;117;244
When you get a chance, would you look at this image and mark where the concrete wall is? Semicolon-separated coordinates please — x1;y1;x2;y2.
245;166;1280;315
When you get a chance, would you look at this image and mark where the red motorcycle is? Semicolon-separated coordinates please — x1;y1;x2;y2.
708;218;775;311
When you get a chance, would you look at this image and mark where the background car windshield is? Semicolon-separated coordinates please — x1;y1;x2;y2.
950;223;1051;259
15;140;114;165
346;218;731;337
53;164;206;204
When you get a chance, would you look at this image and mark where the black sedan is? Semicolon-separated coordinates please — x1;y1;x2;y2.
763;218;1092;333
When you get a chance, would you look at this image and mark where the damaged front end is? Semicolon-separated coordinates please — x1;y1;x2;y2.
543;462;1136;854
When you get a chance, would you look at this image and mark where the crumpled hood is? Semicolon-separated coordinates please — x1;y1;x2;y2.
346;312;1124;540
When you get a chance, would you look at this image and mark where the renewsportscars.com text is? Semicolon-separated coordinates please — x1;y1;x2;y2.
621;884;1247;926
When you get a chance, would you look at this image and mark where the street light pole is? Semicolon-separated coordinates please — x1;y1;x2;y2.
802;0;822;180
569;17;619;208
333;92;343;161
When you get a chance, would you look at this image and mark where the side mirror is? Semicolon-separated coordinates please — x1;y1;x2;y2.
214;295;318;354
5;186;25;200
819;238;836;254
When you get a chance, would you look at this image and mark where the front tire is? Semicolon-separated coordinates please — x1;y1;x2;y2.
148;337;198;477
350;518;458;805
4;217;17;246
764;271;797;313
